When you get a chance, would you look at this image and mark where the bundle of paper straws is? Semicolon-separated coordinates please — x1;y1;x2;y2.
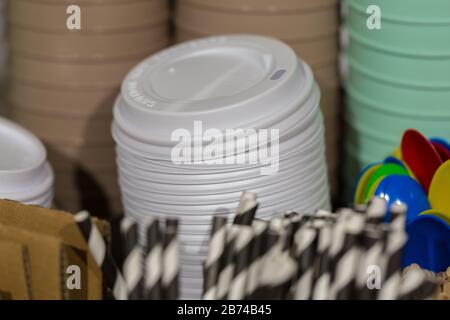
202;193;439;300
75;211;180;300
74;192;441;300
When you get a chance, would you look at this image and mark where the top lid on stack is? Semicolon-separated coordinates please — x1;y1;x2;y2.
114;35;316;152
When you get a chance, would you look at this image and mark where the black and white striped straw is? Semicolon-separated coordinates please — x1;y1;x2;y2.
120;217;144;300
216;226;239;299
355;225;384;300
312;219;332;300
354;196;387;300
291;225;317;299
74;211;127;300
378;203;407;300
328;209;352;299
162;219;179;300
244;219;269;299
144;218;163;300
251;218;293;299
332;212;366;299
228;225;254;299
203;216;227;300
366;197;387;225
233;192;258;226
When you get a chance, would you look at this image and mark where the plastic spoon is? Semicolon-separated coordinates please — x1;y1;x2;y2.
431;141;450;161
428;160;450;217
363;163;409;201
421;209;450;226
374;175;430;225
403;214;450;273
401;129;442;194
353;162;381;205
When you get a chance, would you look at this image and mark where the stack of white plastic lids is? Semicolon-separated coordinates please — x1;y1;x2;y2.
113;35;330;299
0;116;54;208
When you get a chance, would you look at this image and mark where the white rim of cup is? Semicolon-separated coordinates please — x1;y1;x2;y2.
1;162;54;201
0;117;48;190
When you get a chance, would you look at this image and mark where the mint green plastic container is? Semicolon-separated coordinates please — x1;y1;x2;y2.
344;120;398;161
348;35;450;85
347;1;450;56
348;64;450;117
348;0;450;23
346;87;450;139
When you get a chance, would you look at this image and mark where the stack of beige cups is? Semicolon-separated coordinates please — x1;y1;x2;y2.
174;0;341;197
6;0;170;216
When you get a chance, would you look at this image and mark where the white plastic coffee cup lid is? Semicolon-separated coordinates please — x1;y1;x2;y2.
1;162;54;200
115;35;315;147
0;117;47;191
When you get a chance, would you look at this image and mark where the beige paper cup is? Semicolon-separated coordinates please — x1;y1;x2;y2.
45;138;116;170
52;166;121;214
8;80;118;117
9;24;169;61
52;167;119;193
9;53;149;88
8;0;169;32
175;3;338;41
179;0;338;13
176;27;338;68
313;64;340;90
11;106;113;145
47;150;116;174
53;192;123;217
320;86;341;120
287;37;338;68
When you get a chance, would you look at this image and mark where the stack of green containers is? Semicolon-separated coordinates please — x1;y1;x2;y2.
344;0;450;198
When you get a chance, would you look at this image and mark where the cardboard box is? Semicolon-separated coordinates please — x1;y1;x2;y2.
0;240;32;300
0;200;110;299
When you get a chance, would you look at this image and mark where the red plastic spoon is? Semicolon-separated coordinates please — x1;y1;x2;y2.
401;129;443;194
432;141;450;161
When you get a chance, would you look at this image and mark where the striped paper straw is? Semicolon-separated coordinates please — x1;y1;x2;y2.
74;211;127;300
203;216;227;300
249;218;284;299
216;225;239;299
144;218;163;300
333;212;366;299
355;225;384;300
228;225;254;299
292;225;317;300
378;203;407;300
312;219;333;300
120;217;144;300
233;192;258;226
328;209;353;299
162;219;179;300
258;217;296;299
245;219;269;299
366;197;387;225
282;213;305;254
